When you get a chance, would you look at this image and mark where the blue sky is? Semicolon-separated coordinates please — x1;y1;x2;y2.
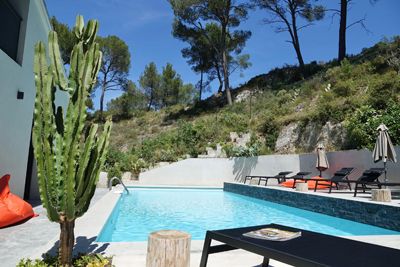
45;0;400;110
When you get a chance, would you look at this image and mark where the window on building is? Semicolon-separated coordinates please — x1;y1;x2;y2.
0;0;22;62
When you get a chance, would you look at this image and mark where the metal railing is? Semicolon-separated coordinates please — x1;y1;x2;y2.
108;177;129;194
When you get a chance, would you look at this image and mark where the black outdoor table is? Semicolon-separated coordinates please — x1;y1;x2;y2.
200;224;400;267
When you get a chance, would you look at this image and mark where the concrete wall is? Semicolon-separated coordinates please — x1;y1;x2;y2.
139;154;301;186
139;147;400;186
0;0;68;197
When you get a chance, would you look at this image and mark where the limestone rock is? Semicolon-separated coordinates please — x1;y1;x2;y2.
237;133;251;147
274;121;346;154
230;132;239;142
275;122;300;153
205;144;227;158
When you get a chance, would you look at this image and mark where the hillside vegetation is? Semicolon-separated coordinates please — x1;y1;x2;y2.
102;38;400;177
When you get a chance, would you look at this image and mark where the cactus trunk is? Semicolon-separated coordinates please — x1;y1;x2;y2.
59;218;75;266
33;15;112;264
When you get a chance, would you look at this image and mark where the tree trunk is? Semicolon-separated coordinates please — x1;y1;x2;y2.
147;93;153;111
222;49;232;105
99;85;106;121
221;4;232;105
59;218;75;266
290;9;305;70
215;62;223;93
199;70;203;101
338;0;348;62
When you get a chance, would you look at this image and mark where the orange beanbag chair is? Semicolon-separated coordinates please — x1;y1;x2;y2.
280;176;334;189
0;174;35;228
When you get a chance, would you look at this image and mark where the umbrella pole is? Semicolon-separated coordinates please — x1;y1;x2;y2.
319;170;322;177
384;161;387;183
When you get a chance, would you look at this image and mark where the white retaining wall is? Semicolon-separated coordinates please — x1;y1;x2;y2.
139;147;400;186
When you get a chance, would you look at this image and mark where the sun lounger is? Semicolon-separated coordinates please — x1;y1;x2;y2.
244;171;293;186
304;167;354;192
352;168;387;197
200;224;400;267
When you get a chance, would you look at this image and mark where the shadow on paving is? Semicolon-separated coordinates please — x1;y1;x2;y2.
46;236;110;256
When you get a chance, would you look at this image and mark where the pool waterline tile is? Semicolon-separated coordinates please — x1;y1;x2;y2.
224;182;400;232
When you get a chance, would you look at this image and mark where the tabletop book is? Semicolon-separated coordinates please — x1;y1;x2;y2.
243;227;301;241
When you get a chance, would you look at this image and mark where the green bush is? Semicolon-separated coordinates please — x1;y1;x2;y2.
258;113;280;152
18;253;112;267
367;71;400;109
104;149;131;172
176;121;200;157
345;103;400;149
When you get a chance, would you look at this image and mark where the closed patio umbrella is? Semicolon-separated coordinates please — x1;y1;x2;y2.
316;143;329;177
373;124;397;182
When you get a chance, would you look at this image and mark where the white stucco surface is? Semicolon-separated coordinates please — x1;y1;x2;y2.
139;147;400;186
0;0;68;197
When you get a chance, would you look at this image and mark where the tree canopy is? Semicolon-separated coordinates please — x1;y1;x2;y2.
253;0;325;70
170;0;252;105
96;35;131;119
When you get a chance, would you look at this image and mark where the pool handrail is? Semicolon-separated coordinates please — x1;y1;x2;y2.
108;177;129;194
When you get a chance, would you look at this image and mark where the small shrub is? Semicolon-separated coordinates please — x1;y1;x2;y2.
18;254;112;267
223;143;260;157
258;113;280;151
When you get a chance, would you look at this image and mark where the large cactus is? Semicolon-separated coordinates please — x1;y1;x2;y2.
32;16;112;266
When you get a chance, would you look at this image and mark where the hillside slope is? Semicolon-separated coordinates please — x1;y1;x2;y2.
104;37;400;176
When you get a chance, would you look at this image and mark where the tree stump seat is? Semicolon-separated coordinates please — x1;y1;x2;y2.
147;230;191;267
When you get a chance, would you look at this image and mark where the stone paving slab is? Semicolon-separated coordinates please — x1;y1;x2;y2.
0;189;108;267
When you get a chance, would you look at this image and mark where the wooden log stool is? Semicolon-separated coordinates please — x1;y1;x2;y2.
296;182;308;192
371;189;392;202
146;230;191;267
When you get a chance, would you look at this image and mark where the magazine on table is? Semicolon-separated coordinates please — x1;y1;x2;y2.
243;228;301;241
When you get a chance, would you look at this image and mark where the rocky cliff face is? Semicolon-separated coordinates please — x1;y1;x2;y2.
275;121;346;153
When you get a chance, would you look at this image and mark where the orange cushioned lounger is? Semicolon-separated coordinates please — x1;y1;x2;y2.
0;174;35;228
280;176;332;189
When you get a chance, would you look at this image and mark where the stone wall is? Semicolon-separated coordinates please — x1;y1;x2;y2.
224;182;400;231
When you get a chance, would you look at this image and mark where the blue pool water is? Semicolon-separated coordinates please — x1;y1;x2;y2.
97;187;399;242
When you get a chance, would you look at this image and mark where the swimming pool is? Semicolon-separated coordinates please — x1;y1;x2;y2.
97;187;399;242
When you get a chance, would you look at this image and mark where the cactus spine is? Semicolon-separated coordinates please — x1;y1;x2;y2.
32;16;111;266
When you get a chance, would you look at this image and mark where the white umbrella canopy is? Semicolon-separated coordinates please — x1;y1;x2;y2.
316;143;329;177
372;123;397;182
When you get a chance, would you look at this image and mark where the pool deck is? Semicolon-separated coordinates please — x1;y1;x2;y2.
1;184;400;267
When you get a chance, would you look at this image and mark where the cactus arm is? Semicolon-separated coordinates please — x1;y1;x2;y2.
68;43;84;95
83;20;98;46
75;123;98;198
63;33;98;221
76;119;112;216
33;43;59;221
74;15;84;39
49;32;68;90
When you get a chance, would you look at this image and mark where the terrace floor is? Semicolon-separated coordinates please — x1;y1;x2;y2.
1;184;399;267
0;189;108;267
